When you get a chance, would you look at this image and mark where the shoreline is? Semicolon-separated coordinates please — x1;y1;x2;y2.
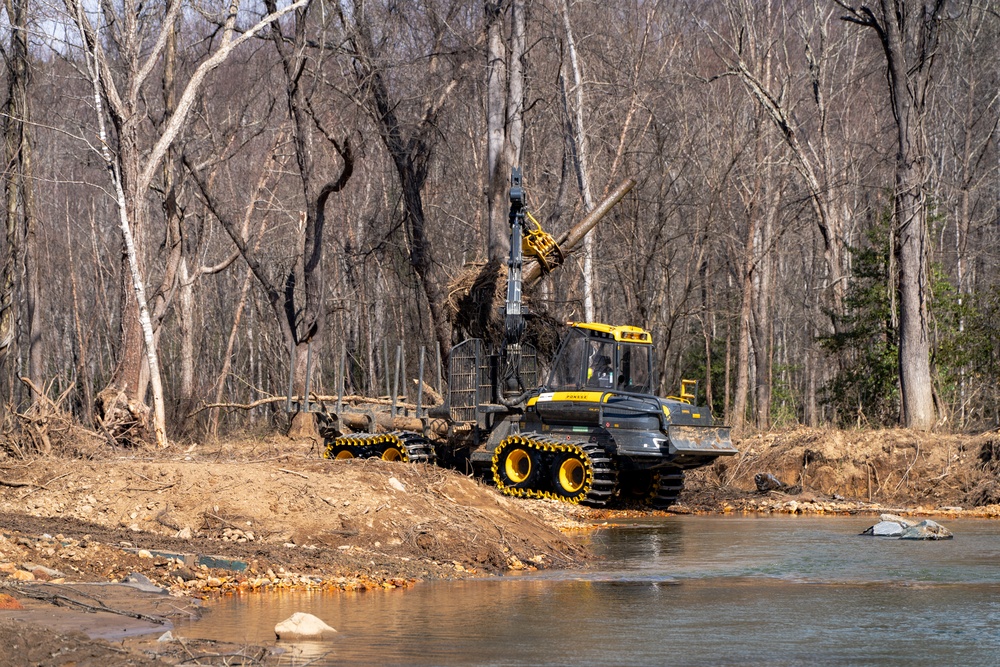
1;426;998;663
1;500;994;666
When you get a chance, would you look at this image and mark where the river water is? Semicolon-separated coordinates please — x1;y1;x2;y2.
174;516;1000;666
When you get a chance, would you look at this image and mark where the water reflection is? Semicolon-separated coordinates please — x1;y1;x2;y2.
176;516;1000;666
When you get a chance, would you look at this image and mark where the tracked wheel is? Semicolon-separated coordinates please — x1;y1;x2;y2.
551;451;588;500
497;445;541;489
324;431;435;464
492;434;617;506
648;467;685;509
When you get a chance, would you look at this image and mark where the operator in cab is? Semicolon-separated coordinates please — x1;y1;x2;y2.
587;354;614;388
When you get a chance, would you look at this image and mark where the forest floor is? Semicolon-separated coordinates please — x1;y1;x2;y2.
0;426;998;665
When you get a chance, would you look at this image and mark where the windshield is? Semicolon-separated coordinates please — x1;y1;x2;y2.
547;330;653;394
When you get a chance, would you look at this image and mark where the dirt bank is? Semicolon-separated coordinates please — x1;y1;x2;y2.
2;428;999;592
0;427;998;665
0;439;588;594
682;427;1000;514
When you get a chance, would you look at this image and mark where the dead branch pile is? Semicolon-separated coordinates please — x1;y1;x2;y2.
446;258;507;343
692;426;1000;509
0;378;105;459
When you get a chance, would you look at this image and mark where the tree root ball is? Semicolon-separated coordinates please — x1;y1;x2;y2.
445;259;562;363
94;387;150;447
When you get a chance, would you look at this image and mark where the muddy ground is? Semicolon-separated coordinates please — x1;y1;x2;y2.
1;427;999;665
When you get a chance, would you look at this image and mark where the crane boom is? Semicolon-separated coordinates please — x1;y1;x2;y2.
505;168;526;347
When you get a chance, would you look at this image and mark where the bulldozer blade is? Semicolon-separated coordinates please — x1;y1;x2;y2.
667;425;738;456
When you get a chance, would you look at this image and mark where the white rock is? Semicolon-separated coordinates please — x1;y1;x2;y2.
388;477;406;493
176;527;192;540
274;612;338;640
880;513;917;527
869;520;904;537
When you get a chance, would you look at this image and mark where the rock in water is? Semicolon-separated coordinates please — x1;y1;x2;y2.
899;520;953;541
861;521;905;537
862;517;953;540
880;513;917;528
861;514;915;536
275;612;338;640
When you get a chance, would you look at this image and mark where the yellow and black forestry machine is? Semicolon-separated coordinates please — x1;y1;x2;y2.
320;169;736;507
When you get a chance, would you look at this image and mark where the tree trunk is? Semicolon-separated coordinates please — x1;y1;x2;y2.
896;172;934;429
752;182;778;429
485;0;524;262
0;0;35;395
889;40;935;431
560;0;597;321
732;226;755;433
842;0;946;431
176;259;196;430
485;1;507;261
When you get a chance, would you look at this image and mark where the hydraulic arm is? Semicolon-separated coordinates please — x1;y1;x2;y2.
500;168;528;403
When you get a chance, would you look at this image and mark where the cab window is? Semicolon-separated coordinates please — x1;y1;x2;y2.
548;331;590;390
617;344;652;393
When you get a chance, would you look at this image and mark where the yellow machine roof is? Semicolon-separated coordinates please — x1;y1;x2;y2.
568;322;652;343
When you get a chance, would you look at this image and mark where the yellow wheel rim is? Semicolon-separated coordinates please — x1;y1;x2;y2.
557;457;586;493
335;449;355;459
382;447;404;461
505;448;532;484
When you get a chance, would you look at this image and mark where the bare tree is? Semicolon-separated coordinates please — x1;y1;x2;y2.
262;0;354;438
340;0;479;359
0;0;39;398
720;8;850;327
559;0;598;320
840;0;950;430
486;0;525;262
65;0;308;445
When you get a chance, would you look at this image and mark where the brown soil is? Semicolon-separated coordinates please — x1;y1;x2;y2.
0;438;587;591
0;427;998;665
682;427;1000;514
0;618;167;666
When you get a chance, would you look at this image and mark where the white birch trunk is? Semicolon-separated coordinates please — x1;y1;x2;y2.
561;0;597;321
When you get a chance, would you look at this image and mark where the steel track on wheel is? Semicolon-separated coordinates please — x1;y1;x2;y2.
324;431;434;464
649;467;685;509
491;434;617;506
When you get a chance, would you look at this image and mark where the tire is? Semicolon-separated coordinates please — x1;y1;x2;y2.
327;444;357;459
550;451;590;501
496;445;541;489
381;446;404;461
617;470;657;503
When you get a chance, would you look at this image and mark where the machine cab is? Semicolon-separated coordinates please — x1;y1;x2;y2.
546;323;654;394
